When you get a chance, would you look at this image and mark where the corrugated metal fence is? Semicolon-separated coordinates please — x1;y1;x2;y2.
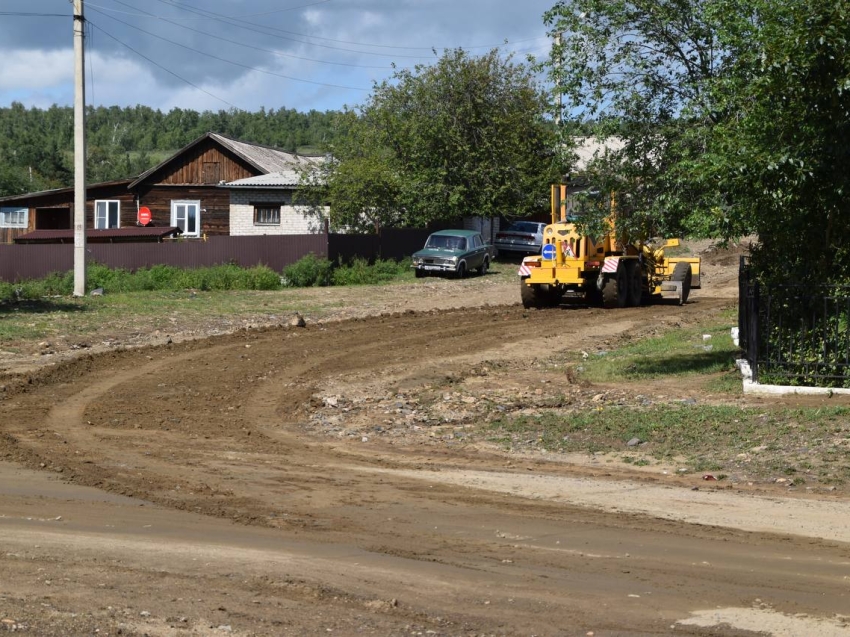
0;230;432;282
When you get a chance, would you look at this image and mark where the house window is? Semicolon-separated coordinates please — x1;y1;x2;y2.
0;207;28;228
254;203;281;225
94;200;120;229
171;200;201;237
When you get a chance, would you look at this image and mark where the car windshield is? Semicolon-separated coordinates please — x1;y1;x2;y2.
426;235;467;250
505;222;541;234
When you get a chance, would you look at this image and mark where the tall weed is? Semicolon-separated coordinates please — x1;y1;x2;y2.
281;254;333;287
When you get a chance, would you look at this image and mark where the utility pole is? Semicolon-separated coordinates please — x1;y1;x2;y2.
73;0;87;296
554;31;562;128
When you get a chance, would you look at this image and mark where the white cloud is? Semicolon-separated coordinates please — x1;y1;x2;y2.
0;0;554;113
0;49;72;90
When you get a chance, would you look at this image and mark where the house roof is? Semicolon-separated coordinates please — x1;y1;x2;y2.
128;132;321;189
572;137;626;171
0;179;134;205
226;170;304;188
14;226;182;244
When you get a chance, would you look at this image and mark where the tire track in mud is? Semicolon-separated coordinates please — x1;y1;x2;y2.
0;299;734;522
8;297;850;635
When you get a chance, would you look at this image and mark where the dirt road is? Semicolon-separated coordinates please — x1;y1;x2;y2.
2;265;850;636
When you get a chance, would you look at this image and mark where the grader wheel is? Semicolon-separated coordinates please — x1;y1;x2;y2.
671;262;692;305
521;282;562;309
601;263;629;309
625;260;643;307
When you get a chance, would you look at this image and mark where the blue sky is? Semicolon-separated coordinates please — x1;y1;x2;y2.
0;0;556;113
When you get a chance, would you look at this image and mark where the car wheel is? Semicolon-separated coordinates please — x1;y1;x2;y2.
477;257;489;276
414;269;425;278
456;262;467;279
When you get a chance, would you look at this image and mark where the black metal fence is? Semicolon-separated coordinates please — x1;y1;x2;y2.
0;229;433;283
739;256;850;387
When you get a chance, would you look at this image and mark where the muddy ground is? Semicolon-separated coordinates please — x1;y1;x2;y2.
1;246;850;637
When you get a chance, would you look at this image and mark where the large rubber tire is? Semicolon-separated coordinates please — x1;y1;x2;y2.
521;281;538;308
584;286;603;307
455;262;467;279
625;260;643;307
601;263;629;309
414;268;426;278
671;262;692;304
520;282;561;309
477;257;489;276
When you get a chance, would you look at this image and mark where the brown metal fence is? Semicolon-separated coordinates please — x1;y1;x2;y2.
0;230;432;282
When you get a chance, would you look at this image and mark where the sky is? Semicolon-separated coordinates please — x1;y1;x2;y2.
0;0;556;114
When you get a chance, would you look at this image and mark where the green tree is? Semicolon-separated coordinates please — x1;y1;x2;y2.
544;0;850;283
705;0;850;284
544;0;727;243
318;48;562;232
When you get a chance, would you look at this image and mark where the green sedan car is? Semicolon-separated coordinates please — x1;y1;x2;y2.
411;229;494;278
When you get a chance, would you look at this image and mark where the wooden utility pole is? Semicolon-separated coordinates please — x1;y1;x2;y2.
73;0;87;296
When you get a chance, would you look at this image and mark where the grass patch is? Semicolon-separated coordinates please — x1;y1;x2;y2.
572;317;740;383
487;404;850;483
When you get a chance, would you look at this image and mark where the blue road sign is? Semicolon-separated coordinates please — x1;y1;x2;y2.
541;243;556;261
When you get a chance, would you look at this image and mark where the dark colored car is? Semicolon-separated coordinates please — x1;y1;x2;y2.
494;221;546;256
411;229;494;278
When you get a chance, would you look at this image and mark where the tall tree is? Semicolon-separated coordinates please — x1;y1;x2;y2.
705;0;850;284
544;0;850;283
544;0;726;242
316;48;562;231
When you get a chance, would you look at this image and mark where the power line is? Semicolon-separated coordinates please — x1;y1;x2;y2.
142;0;435;59
149;0;544;56
87;19;240;109
98;0;395;70
0;12;68;17
232;0;335;18
86;8;370;92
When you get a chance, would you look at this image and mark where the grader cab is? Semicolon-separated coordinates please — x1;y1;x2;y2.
518;184;700;309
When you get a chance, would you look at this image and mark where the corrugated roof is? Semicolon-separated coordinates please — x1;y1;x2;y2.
15;226;182;244
226;170;304;188
0;179;133;204
212;133;320;173
128;132;323;189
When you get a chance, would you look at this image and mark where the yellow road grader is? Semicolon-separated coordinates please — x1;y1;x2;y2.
518;185;701;309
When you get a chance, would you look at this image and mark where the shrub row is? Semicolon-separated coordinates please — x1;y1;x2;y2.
281;255;410;287
0;256;412;301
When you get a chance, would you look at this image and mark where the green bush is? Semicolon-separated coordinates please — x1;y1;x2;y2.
0;255;413;299
332;257;410;285
0;272;73;301
244;264;282;290
0;263;284;299
281;254;333;287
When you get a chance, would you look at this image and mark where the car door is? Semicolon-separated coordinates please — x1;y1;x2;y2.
470;234;486;268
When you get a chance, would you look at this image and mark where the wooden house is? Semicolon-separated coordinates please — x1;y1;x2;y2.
0;132;321;243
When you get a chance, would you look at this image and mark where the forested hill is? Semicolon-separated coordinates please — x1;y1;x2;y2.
0;103;339;197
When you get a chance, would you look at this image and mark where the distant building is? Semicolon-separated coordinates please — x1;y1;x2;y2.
0;132;323;244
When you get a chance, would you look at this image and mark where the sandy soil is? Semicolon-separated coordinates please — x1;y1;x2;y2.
2;243;850;637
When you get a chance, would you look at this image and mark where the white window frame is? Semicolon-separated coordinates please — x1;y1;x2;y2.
0;207;28;228
94;200;121;229
171;200;201;237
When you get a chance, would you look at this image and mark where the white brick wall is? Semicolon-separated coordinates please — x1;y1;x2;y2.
229;189;327;235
